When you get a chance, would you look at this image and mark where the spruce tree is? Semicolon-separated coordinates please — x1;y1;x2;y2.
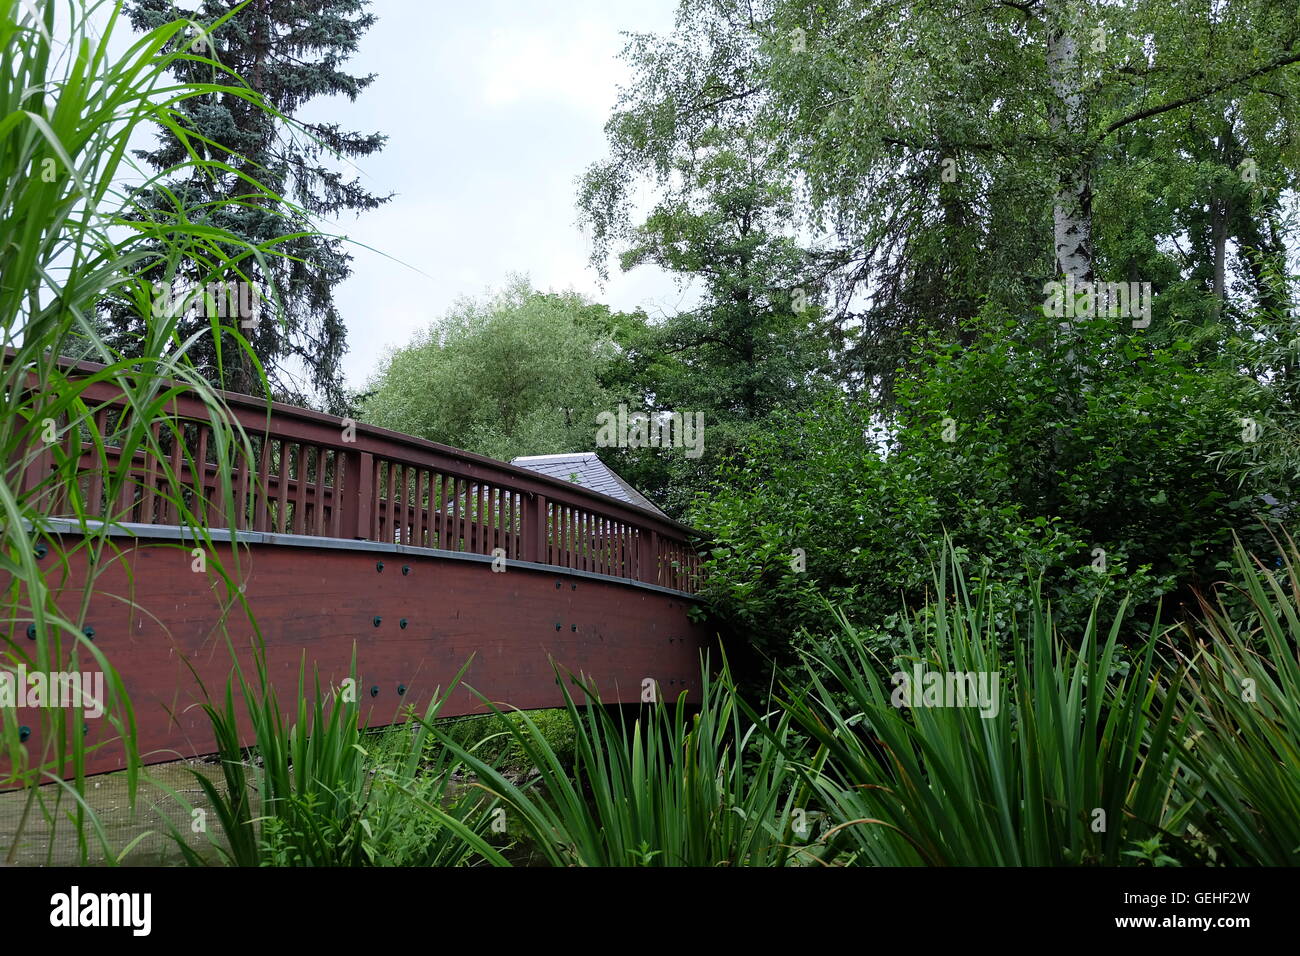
110;0;389;412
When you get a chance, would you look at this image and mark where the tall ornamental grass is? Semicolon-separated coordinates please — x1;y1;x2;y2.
421;660;813;867
781;556;1194;865
1172;538;1300;865
164;655;503;867
2;0;314;861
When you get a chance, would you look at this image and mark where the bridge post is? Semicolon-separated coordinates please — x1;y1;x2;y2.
342;450;373;540
639;529;659;585
524;493;546;562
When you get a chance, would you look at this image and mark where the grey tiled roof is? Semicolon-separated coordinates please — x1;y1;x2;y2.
510;452;667;517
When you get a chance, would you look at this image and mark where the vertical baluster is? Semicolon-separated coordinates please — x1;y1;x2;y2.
195;425;214;527
165;420;184;524
507;490;517;559
325;450;338;537
371;458;384;541
576;510;584;570
432;473;444;549
374;459;385;541
233;438;248;531
274;441;291;533
574;509;582;569
450;477;461;551
473;480;483;552
87;408;108;520
412;470;424;547
465;481;475;548
292;443;308;534
472;480;481;552
445;474;457;549
402;464;413;544
389;463;399;544
471;481;482;552
454;475;463;551
408;467;418;545
582;512;591;571
462;477;472;552
139;420;161;525
542;499;552;564
501;489;510;558
251;437;270;532
314;448;328;536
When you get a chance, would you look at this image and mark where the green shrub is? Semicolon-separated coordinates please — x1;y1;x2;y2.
692;315;1279;681
432;708;576;778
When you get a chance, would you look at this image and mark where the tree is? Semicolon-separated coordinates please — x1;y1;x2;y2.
361;278;636;463
106;0;390;412
582;0;1300;402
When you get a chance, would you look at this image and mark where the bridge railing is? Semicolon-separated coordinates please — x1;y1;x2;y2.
13;354;702;594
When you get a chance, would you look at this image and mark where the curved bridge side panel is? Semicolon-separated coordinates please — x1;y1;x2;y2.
8;536;711;778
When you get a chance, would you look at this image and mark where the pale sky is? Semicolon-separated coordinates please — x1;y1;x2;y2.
293;0;697;391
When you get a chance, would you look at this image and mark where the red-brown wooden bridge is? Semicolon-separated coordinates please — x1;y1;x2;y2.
6;355;709;777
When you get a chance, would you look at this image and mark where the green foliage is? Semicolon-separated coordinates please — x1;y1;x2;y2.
778;553;1192;866
0;0;304;862
361;277;638;463
166;656;502;867
582;0;1300;403
106;0;391;411
692;314;1281;671
433;709;576;778
421;660;811;867
1170;537;1300;865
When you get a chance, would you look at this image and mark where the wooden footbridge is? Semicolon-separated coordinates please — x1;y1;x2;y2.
5;355;708;777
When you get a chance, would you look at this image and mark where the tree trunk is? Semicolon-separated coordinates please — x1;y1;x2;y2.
1046;0;1094;287
1211;197;1228;318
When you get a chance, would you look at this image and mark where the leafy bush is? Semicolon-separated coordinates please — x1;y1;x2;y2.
692;315;1280;678
432;708;577;778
